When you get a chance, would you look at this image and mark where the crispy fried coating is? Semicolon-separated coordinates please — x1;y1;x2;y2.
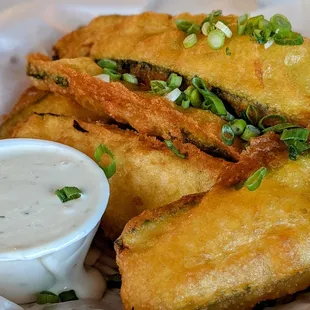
0;87;109;138
116;153;310;309
26;54;243;161
11;113;228;240
54;12;310;126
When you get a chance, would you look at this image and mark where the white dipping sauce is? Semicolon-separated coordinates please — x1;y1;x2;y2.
0;139;109;304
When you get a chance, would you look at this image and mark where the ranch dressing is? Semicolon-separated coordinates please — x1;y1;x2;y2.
0;139;109;304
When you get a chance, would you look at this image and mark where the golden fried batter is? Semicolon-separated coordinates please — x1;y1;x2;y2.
54;12;310;126
0;88;109;138
26;54;243;161
11;113;228;240
116;153;310;309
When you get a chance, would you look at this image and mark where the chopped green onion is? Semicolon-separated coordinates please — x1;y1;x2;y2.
274;31;304;46
202;101;211;110
226;47;231;56
209;96;227;116
184;85;195;97
122;73;138;84
240;125;261;141
94;144;116;179
175;20;194;33
150;80;170;95
258;114;286;130
190;89;202;108
192;76;211;97
164;88;182;102
244;167;267;191
207;29;225;50
37;291;59;305
264;38;274;49
58;290;78;302
183;33;198;48
186;23;200;35
167;73;182;89
280;128;309;142
201;9;222;26
221;111;235;121
221;124;235;146
164;140;187;159
238;14;249;35
262;123;300;134
97;58;118;70
270;14;291;34
181;99;190;109
103;68;121;81
175;92;185;105
201;22;211;36
95;74;110;83
285;140;310;160
245;105;258;125
231;119;247;136
215;21;232;38
55;187;82;203
258;18;271;30
245;15;264;35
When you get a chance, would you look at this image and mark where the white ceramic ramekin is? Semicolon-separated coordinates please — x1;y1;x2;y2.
0;139;110;304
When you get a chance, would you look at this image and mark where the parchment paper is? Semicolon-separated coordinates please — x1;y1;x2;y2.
0;0;310;309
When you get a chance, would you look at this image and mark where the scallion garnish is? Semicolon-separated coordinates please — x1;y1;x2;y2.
270;14;291;36
274;31;304;45
244;167;267;191
245;105;258;125
183;33;198;48
215;21;232;38
207;29;225;50
226;47;231;56
258;114;286;130
264;38;274;49
97;58;118;71
230;119;247;136
95;74;111;83
150;80;170;95
285;140;310;161
122;73;138;84
280;128;309;142
94;144;116;179
201;22;211;36
164;88;182;102
37;291;59;305
190;89;203;108
221;124;235;146
201;9;222;26
181;99;190;109
55;187;82;203
103;68;121;81
186;23;200;35
221;111;235;121
262;123;300;134
175;20;199;34
240;125;261;141
167;73;182;89
164;140;187;159
238;14;248;35
58;290;78;302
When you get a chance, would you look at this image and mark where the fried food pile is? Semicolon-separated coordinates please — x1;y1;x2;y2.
2;10;310;309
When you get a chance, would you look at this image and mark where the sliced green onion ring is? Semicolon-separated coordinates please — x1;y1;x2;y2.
55;187;82;203
209;96;227;116
207;29;225;50
164;140;187;159
103;68;121;81
280;128;310;142
122;73;138;84
94;144;116;179
215;21;232;38
181;99;190;109
202;101;211;110
264;38;274;49
192;76;211;97
274;31;304;46
201;22;211;36
240;125;261;141
221;111;235;121
37;291;59;305
258;114;286;130
245;15;264;35
231;119;247;136
95;74;110;83
270;14;292;33
183;33;198;48
150;80;170;95
244;167;267;191
190;89;203;108
184;85;195;97
186;23;200;35
58;290;78;302
221;124;235;146
167;73;182;89
238;14;249;35
285;140;310;160
245;105;258;125
175;20;193;33
97;58;118;70
262;123;300;134
164;88;182;102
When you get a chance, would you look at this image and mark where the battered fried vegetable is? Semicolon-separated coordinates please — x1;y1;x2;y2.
116;153;310;309
11;113;228;240
26;54;243;161
54;12;310;127
0;87;109;138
